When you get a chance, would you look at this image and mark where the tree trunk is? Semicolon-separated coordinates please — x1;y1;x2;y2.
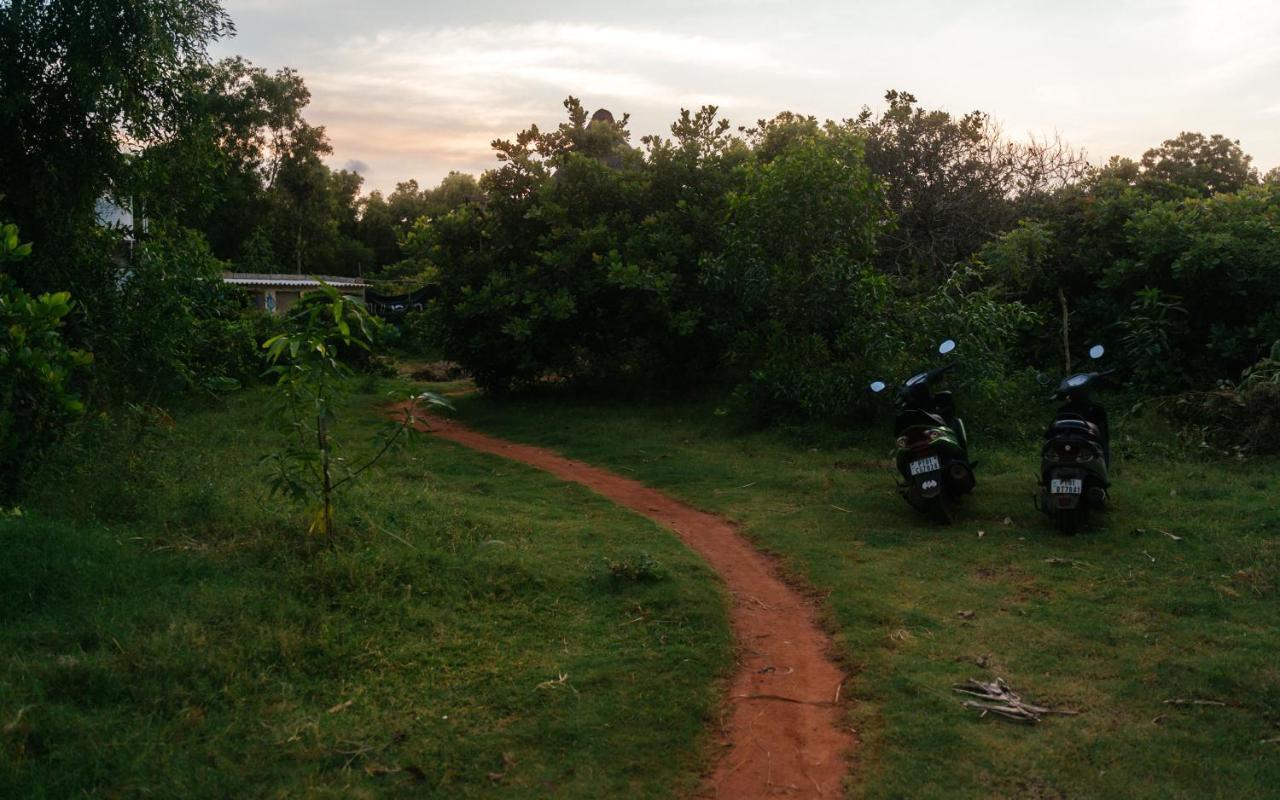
317;409;333;547
1058;288;1071;375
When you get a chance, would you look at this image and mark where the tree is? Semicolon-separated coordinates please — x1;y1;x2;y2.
707;124;893;417
848;90;1087;282
360;173;485;277
1116;184;1280;382
129;57;315;262
0;0;232;262
428;99;735;391
427;172;483;216
356;191;400;267
1138;132;1257;199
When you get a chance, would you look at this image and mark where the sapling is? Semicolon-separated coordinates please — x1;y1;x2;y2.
261;282;451;544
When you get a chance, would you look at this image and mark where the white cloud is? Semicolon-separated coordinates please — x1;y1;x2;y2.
215;3;1280;191
291;21;807;189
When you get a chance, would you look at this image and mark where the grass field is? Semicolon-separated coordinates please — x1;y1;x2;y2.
447;387;1280;799
5;374;1277;799
0;385;732;798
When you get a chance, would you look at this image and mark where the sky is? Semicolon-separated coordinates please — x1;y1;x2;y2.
213;0;1280;195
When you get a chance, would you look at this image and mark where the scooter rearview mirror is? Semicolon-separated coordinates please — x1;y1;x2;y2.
938;339;956;355
1089;344;1105;359
1036;372;1052;386
869;381;887;394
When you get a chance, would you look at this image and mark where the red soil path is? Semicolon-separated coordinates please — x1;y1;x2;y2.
410;413;854;799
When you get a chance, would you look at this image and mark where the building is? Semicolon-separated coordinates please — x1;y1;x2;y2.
221;272;367;314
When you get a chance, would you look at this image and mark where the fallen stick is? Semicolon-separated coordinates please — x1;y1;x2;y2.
1163;698;1227;707
953;677;1079;723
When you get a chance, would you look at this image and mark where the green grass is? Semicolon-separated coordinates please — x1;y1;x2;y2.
446;388;1280;800
0;384;732;798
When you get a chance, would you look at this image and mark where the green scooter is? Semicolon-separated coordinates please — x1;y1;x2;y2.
870;340;976;524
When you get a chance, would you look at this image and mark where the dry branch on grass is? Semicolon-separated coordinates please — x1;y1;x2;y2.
953;677;1079;724
1163;698;1227;707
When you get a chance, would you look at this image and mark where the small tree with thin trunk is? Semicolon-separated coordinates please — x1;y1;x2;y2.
262;282;450;544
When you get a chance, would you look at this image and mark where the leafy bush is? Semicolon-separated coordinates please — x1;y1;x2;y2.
67;224;259;403
1243;384;1280;455
284;290;396;375
0;222;92;498
1113;184;1280;387
1146;343;1280;456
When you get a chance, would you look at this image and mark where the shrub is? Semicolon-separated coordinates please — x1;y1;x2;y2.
68;224;258;403
0;222;92;498
1146;343;1280;456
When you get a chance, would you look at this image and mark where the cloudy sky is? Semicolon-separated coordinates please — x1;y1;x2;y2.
214;0;1280;194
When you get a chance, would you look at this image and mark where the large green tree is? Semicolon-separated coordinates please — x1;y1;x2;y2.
428;98;739;391
0;0;231;264
1137;131;1257;199
849;90;1087;282
130;57;313;262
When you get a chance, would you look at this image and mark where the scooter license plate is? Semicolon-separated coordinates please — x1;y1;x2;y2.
909;455;941;476
1051;478;1083;495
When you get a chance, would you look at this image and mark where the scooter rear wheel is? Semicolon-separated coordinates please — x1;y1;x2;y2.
925;495;953;525
1056;504;1087;535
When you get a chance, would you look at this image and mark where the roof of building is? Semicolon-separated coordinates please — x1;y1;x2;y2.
221;272;366;289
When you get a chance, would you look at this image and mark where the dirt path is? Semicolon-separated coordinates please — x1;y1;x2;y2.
411;414;853;799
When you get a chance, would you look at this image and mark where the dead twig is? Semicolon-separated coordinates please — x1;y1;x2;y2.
1163;698;1226;707
4;705;35;733
1044;557;1092;568
953;677;1079;724
535;673;578;694
733;693;835;707
1158;529;1183;541
714;481;757;494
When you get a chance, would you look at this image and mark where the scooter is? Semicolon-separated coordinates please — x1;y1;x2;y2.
870;340;976;524
1037;344;1113;534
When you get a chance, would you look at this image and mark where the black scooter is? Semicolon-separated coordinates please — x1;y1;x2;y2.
1037;344;1113;534
870;339;976;524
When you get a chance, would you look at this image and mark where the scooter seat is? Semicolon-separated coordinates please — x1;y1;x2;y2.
1048;419;1101;439
895;409;949;433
